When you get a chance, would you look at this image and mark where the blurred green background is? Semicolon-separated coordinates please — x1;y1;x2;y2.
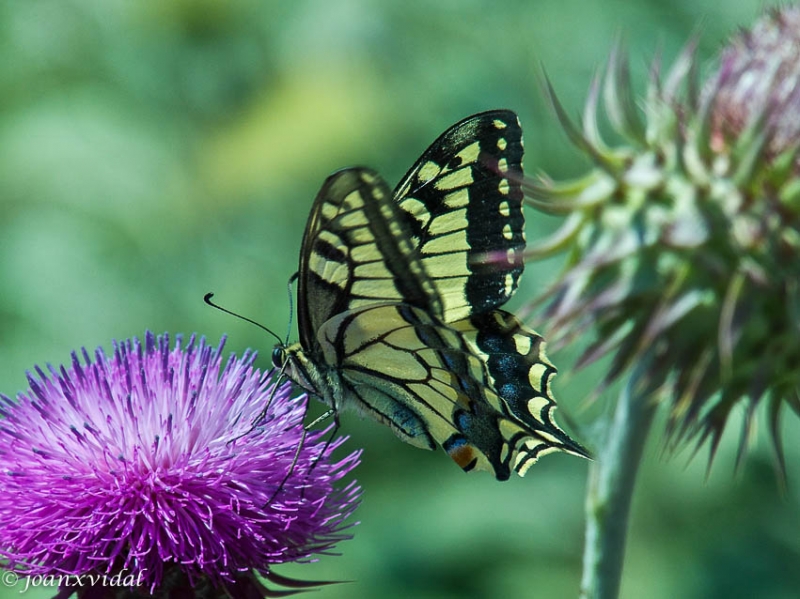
1;1;798;598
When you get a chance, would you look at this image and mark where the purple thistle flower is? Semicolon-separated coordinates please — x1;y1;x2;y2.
0;332;361;598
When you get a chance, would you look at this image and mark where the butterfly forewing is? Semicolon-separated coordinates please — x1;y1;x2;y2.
394;110;525;323
297;168;442;349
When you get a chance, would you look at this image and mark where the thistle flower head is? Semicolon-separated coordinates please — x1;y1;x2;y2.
0;332;361;598
709;6;800;164
527;7;800;474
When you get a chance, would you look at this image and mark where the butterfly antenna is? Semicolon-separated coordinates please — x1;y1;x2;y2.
204;292;283;346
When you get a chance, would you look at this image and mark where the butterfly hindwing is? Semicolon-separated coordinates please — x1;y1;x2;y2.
454;310;590;473
315;303;548;479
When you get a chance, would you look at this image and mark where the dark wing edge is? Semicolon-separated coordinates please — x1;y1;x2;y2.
393;110;526;321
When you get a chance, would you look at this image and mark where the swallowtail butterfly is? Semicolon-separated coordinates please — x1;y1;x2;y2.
273;110;589;479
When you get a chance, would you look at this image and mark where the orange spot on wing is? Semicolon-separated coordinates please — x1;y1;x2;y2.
447;443;477;470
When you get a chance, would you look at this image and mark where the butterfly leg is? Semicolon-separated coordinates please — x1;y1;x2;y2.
228;370;289;450
266;425;307;507
306;408;335;428
300;410;340;499
266;408;340;505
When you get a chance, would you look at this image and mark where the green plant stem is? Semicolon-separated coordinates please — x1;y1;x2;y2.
579;373;658;599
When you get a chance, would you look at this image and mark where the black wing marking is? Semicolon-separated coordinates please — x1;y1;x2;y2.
394;110;525;323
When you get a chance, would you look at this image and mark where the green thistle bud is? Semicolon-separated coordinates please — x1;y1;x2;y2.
528;7;800;474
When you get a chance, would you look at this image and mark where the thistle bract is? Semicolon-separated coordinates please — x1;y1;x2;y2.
527;7;800;473
0;332;361;597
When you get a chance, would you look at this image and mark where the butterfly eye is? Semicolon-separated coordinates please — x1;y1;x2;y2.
271;347;285;368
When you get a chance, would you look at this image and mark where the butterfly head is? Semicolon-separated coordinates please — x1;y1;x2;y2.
271;345;287;370
272;342;320;398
